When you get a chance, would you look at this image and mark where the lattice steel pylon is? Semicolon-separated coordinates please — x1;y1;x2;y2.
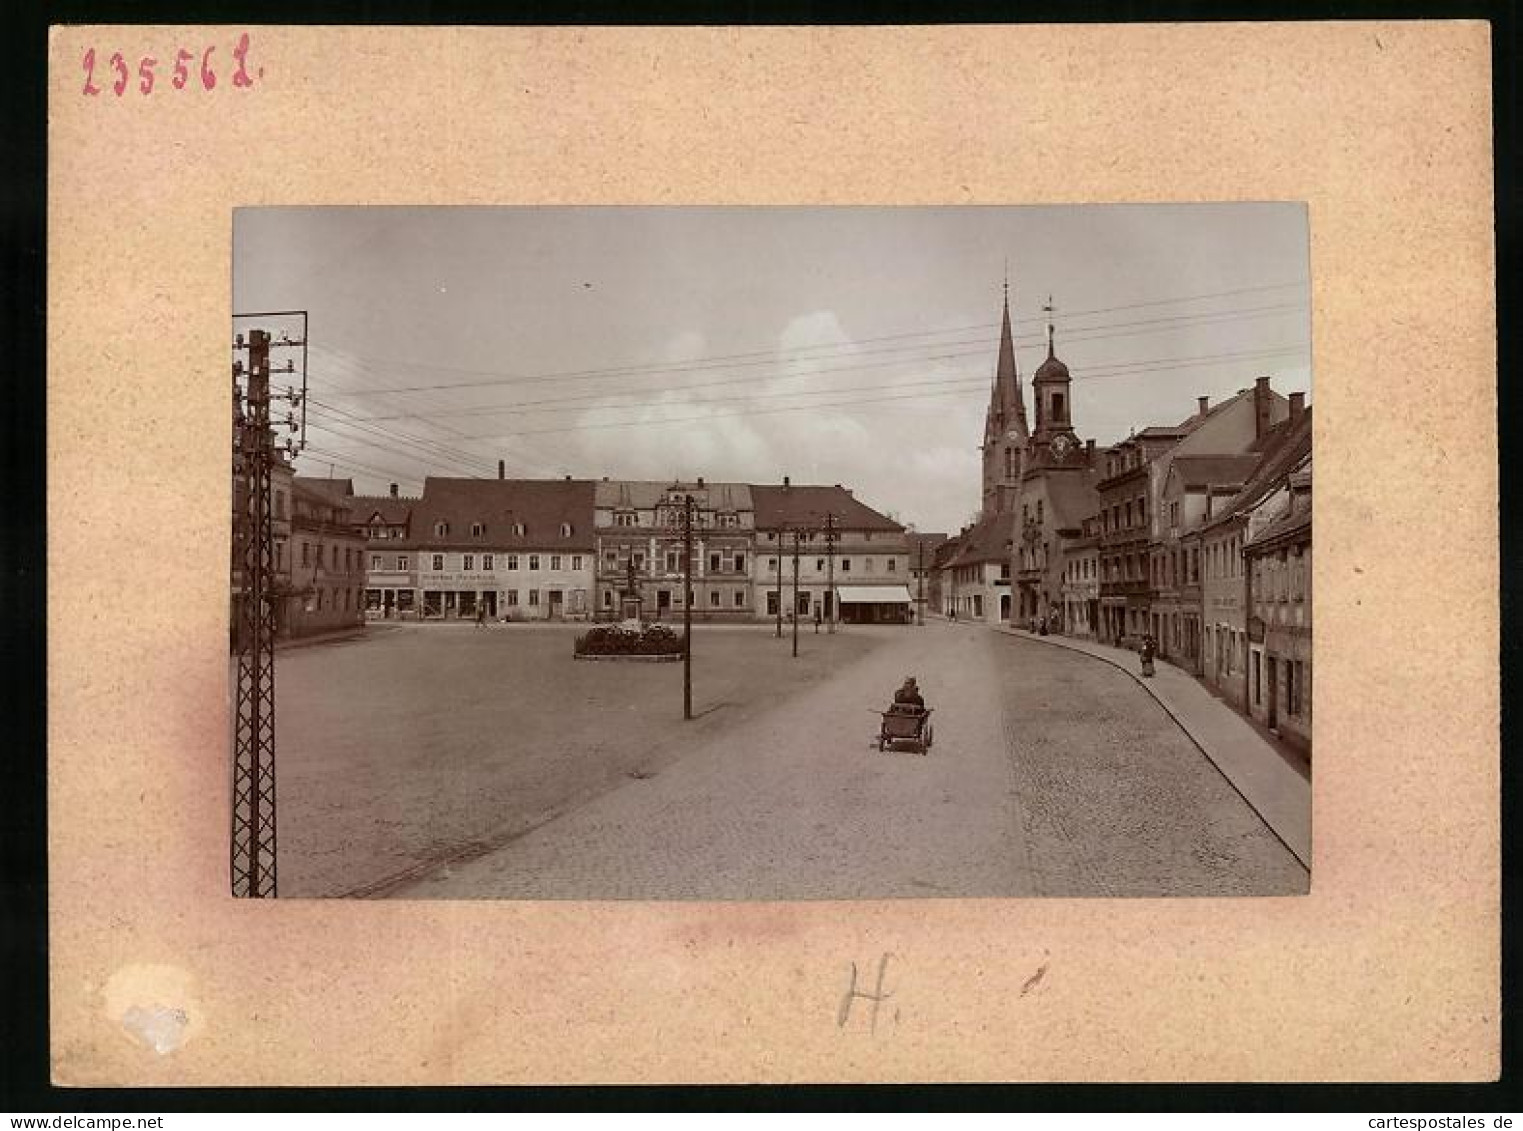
230;315;307;898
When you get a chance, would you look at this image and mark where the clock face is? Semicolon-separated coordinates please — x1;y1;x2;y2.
1050;433;1076;461
1004;429;1022;443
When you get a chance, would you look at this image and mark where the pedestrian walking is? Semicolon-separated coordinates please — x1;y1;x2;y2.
1140;634;1157;678
475;602;487;629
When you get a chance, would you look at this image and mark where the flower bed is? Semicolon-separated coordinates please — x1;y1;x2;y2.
573;621;686;658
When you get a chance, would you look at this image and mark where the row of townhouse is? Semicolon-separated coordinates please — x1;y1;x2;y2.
935;285;1314;755
344;473;916;624
230;463;369;645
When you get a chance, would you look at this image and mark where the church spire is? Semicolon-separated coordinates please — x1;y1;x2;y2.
997;275;1028;439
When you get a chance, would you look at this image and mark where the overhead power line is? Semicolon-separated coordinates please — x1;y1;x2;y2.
340;342;1305;425
311;278;1307;388
442;347;1310;442
315;300;1307;415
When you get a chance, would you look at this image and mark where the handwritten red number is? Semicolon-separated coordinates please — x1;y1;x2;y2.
231;33;253;87
138;56;157;95
109;52;128;96
172;49;191;89
82;48;100;95
200;45;216;90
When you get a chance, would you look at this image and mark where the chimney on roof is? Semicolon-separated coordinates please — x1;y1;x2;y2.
783;475;791;489
498;460;505;480
1086;438;1095;461
697;476;704;488
389;482;398;498
1254;375;1273;440
1197;395;1210;418
564;474;572;481
1289;391;1306;422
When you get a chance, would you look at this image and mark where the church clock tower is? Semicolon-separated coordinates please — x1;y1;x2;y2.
1029;297;1081;471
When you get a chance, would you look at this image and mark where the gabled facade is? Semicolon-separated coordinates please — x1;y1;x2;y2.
592;479;755;622
1146;378;1291;653
943;511;1015;623
354;485;418;619
1199;400;1311;708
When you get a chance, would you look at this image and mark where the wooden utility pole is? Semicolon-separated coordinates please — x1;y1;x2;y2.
916;537;926;626
774;538;783;638
683;494;693;720
791;527;802;658
824;513;838;634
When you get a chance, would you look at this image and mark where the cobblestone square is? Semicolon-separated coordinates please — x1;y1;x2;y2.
275;619;1306;899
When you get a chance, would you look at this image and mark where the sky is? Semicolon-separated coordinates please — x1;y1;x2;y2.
233;206;1310;534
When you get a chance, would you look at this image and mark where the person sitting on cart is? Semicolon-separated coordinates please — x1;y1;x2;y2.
890;676;926;713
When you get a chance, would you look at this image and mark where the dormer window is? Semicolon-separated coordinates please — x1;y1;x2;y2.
471;522;485;537
560;522;573;537
434;521;449;537
512;522;525;536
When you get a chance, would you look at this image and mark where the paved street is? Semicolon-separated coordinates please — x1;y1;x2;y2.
273;621;886;897
272;618;1305;899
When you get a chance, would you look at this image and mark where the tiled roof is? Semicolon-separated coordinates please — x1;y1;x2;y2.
1245;505;1310;551
350;494;415;526
409;477;597;549
750;484;902;532
1044;472;1102;531
292;476;356;505
945;511;1015;566
1169;454;1261;489
1204;409;1312;531
593;480;753;511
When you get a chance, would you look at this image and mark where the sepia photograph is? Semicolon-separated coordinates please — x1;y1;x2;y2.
230;204;1313;901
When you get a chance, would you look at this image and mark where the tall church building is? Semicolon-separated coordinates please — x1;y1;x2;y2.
980;282;1029;520
1013;303;1102;627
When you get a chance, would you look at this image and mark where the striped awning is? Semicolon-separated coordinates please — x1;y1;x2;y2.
835;585;914;604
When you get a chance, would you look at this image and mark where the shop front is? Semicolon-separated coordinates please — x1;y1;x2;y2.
835;584;914;624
